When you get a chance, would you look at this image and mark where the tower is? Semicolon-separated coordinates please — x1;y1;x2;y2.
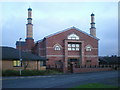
90;13;96;37
25;7;34;52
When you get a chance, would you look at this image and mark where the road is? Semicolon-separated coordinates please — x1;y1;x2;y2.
2;71;119;89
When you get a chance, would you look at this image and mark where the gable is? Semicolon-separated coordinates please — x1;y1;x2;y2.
45;27;99;40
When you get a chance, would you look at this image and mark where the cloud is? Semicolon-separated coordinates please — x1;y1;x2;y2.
1;2;118;56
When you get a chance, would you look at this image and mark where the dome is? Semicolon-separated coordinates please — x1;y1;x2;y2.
91;13;95;16
28;8;32;11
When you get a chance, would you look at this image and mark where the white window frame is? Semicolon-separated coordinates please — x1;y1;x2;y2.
86;45;92;51
68;43;80;51
67;33;79;40
54;44;62;51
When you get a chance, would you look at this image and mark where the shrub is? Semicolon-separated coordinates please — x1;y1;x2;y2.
2;69;63;76
2;70;19;76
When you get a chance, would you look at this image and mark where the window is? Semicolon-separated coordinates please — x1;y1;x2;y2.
54;44;62;51
13;60;21;67
86;45;92;51
68;43;80;51
40;61;46;66
67;33;79;40
54;45;61;50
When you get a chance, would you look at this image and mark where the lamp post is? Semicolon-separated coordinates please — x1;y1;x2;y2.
19;38;22;76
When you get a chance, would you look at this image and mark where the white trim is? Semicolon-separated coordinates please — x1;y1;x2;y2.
53;43;62;48
46;47;53;48
92;48;98;49
47;55;64;57
47;55;82;57
84;55;98;57
68;55;80;57
44;27;99;40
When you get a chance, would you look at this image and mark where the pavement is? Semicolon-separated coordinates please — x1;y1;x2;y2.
1;71;120;89
2;70;117;80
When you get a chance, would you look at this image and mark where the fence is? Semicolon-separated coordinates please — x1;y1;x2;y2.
73;64;120;73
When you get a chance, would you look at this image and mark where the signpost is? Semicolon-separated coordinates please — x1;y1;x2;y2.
19;38;22;76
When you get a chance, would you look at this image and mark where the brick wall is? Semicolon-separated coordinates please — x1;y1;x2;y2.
73;67;113;73
36;28;99;72
2;60;46;71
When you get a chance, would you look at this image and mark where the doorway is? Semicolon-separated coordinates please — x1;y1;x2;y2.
68;58;79;73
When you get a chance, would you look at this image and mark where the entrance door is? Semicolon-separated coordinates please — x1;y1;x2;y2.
68;58;78;73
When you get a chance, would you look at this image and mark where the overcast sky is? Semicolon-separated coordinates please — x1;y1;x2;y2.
0;2;118;56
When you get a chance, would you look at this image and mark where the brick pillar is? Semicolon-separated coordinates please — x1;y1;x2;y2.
25;38;34;52
63;40;68;73
81;42;85;66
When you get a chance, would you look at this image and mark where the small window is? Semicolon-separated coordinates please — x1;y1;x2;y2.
40;61;46;66
86;45;92;51
72;48;75;51
76;44;79;47
76;48;79;51
40;61;43;66
13;60;21;67
68;48;72;51
54;44;62;51
72;44;75;47
54;45;61;50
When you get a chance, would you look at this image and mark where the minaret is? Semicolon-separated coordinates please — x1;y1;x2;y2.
25;7;34;52
90;13;96;37
26;7;33;39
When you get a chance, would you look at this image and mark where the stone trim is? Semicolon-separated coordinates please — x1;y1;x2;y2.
68;55;80;57
84;55;98;57
47;55;64;57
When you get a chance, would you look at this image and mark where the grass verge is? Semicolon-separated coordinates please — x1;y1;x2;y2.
70;83;118;89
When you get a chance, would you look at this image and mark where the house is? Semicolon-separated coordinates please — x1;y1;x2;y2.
1;46;46;70
99;56;120;65
16;8;99;73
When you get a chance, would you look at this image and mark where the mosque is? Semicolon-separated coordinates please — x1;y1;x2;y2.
16;8;99;72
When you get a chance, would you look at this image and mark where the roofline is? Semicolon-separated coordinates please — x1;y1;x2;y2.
40;27;99;40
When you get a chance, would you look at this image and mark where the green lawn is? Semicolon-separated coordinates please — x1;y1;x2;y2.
70;83;118;89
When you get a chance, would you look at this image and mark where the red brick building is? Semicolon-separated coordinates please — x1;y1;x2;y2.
16;8;99;73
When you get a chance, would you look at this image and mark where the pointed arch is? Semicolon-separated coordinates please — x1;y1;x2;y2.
53;43;62;51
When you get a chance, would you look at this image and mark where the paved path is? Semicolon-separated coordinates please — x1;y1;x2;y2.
2;71;119;89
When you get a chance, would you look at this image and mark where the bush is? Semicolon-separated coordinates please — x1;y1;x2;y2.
2;70;19;76
2;69;63;76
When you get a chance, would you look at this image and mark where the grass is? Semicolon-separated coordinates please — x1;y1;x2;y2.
2;69;63;76
70;83;118;89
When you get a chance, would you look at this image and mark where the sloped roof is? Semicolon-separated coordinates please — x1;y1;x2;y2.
99;57;120;64
37;27;99;43
1;46;46;61
16;41;26;46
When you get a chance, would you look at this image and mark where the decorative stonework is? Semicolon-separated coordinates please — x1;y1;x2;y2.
67;33;79;40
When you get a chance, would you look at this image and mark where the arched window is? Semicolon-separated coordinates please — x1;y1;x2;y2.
67;33;79;40
54;44;61;51
86;45;92;51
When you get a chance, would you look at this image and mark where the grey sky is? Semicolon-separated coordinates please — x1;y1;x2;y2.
1;2;118;56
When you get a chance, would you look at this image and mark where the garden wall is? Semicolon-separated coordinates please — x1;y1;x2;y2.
73;67;113;73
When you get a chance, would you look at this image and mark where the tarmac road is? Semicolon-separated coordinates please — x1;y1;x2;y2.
2;71;119;89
